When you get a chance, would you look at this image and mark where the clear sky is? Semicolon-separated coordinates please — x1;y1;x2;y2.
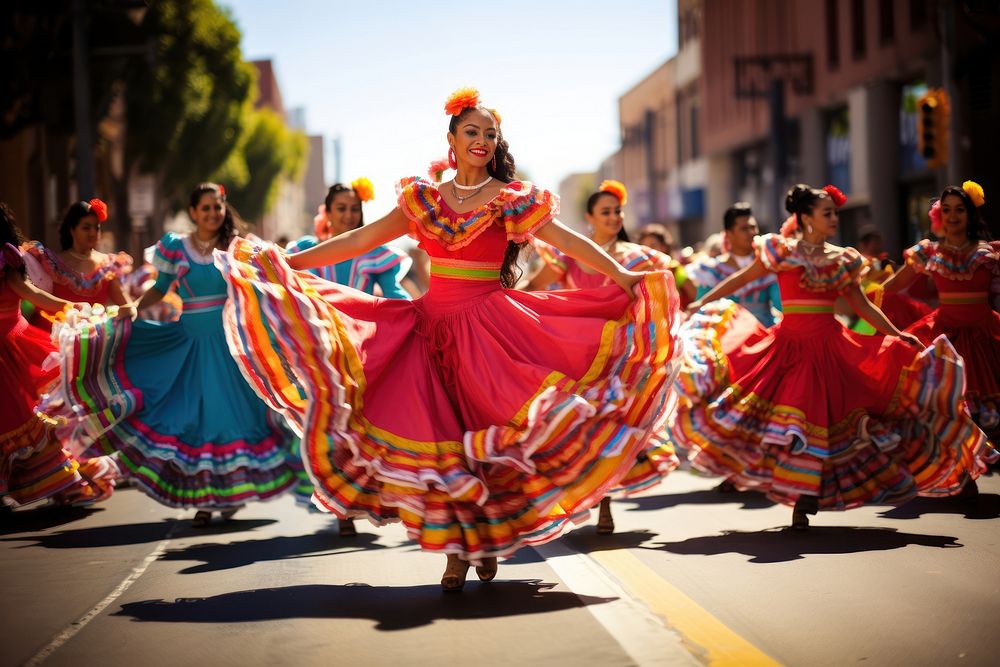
219;0;677;219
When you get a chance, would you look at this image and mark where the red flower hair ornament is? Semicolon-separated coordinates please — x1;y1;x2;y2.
822;184;847;208
88;198;109;223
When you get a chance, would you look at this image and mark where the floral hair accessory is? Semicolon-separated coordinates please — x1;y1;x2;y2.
87;198;108;223
313;204;329;237
486;107;502;125
444;87;481;117
351;177;375;203
780;214;799;238
428;157;450;183
217;184;226;198
822;184;847;208
928;200;943;235
962;180;985;207
598;180;628;205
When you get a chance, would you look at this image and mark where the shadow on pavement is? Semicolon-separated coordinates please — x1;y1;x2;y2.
621;488;775;512
649;526;962;563
114;580;615;630
160;532;389;574
1;518;277;549
879;493;1000;520
0;505;103;536
565;529;659;555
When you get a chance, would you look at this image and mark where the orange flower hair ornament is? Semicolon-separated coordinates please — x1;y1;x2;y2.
351;177;375;203
598;180;628;205
445;87;481;116
822;184;847;208
962;180;985;207
428;158;450;183
88;198;108;223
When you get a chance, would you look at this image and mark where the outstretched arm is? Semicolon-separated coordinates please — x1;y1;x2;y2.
286;208;410;271
534;220;641;294
844;283;922;346
881;263;919;295
688;259;768;311
525;263;562;291
7;272;80;312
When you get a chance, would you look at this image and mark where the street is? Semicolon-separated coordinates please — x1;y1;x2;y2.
3;471;999;667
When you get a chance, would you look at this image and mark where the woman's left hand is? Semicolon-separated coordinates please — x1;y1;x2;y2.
613;270;644;297
895;332;924;349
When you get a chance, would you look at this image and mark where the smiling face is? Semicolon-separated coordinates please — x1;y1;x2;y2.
188;192;226;236
725;215;759;255
448;108;498;169
939;193;968;240
801;195;838;238
325;190;362;238
586;193;624;240
69;214;101;252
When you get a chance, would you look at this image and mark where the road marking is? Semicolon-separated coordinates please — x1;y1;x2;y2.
25;515;182;667
534;541;700;666
590;549;781;667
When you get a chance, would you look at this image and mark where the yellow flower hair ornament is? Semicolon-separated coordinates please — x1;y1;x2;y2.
962;180;985;207
444;87;481;117
599;180;628;205
351;177;375;203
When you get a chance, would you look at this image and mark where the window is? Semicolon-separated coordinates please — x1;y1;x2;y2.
690;103;700;159
826;0;840;68
851;0;866;60
879;0;894;44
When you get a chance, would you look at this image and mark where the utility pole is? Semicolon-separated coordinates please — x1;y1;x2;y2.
939;0;960;185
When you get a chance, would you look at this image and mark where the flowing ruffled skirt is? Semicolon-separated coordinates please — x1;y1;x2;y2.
216;239;682;559
45;307;301;509
2;316;116;507
672;301;994;510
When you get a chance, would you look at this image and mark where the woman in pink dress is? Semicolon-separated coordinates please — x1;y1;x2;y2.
216;88;682;590
883;182;999;457
674;184;992;529
526;180;680;534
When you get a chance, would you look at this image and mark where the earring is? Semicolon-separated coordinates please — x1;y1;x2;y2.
805;224;813;234
448;148;457;170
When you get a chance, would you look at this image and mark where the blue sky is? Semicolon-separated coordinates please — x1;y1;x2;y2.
220;0;677;218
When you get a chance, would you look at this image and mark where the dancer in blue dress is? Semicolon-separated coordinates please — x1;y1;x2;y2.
287;178;411;298
53;183;300;526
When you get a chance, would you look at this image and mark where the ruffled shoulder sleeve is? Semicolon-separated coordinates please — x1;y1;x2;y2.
396;176;443;239
20;240;53;290
286;235;319;254
151;233;188;290
104;251;133;279
495;181;559;243
618;244;671;272
0;242;24;278
904;239;935;274
754;233;794;272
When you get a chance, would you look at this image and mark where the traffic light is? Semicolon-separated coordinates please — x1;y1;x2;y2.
917;89;949;168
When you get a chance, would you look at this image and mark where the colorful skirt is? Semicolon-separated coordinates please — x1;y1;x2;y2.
217;240;682;560
672;301;994;510
46;308;301;509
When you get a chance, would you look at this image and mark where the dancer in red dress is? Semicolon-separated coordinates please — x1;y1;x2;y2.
0;204;117;508
526;180;680;534
217;88;682;589
674;184;993;529
883;182;999;450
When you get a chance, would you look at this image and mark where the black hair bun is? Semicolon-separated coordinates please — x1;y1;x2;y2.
785;184;812;215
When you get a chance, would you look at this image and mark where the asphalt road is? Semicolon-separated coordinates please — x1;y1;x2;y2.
3;470;998;666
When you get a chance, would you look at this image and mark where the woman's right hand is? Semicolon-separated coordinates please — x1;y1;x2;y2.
686;299;703;314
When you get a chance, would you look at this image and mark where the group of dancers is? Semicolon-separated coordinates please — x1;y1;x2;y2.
2;87;997;591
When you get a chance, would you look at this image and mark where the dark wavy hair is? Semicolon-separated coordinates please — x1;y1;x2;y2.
938;185;991;241
324;184;364;229
586;191;630;242
785;184;829;225
188;183;246;249
0;202;26;277
448;106;522;287
723;202;753;231
58;201;101;250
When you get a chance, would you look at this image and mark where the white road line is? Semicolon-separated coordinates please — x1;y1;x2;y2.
25;516;182;667
534;541;701;666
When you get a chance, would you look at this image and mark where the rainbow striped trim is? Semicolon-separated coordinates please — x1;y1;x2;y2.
939;291;988;305
183;294;227;313
782;299;834;314
429;257;502;281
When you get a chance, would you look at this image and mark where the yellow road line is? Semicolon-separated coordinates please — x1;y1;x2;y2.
591;550;782;666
